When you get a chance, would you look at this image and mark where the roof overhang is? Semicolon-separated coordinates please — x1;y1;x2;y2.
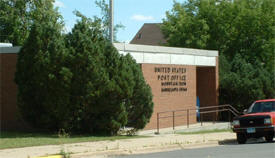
0;46;21;54
114;43;218;66
0;43;219;67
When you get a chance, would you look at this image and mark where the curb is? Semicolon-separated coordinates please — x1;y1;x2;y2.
0;130;235;158
35;155;63;158
71;141;221;158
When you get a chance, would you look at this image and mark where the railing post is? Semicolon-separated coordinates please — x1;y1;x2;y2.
201;112;203;126
213;111;217;124
228;110;231;122
172;111;175;130
157;113;159;134
228;110;231;128
187;109;189;128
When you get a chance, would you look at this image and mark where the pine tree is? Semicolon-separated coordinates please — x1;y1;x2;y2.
15;0;71;130
123;55;154;130
65;12;132;134
14;1;154;134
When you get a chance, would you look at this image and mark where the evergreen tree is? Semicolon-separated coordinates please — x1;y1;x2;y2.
15;0;71;130
14;1;154;134
65;12;132;134
123;55;154;130
65;12;153;134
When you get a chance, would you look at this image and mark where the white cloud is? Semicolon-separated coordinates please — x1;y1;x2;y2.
131;14;155;21
54;0;65;8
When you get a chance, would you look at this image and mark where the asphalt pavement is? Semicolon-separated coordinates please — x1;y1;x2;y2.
114;139;275;158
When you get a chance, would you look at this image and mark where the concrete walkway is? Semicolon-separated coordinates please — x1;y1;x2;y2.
0;122;235;158
137;122;231;135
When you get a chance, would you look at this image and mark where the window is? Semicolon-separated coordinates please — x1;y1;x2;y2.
248;101;275;113
137;33;142;39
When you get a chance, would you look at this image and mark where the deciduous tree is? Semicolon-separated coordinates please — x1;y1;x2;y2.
161;0;275;109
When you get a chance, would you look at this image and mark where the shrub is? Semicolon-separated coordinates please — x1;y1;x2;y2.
15;8;154;135
15;0;71;130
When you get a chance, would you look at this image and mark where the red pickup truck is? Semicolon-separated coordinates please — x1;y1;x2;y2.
232;99;275;144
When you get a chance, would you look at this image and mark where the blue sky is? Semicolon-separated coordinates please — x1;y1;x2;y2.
54;0;177;43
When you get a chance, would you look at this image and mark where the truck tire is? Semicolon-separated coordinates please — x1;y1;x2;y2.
237;133;246;144
265;134;274;142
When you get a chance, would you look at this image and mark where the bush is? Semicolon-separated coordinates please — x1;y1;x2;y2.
15;10;154;135
64;12;153;134
219;54;275;111
15;0;71;130
123;55;154;129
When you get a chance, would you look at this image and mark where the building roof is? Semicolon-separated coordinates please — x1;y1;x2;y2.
130;23;166;46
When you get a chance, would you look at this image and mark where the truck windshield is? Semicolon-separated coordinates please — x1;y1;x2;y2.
247;101;275;113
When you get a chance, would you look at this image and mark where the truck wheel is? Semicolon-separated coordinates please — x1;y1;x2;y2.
265;134;274;142
237;133;246;144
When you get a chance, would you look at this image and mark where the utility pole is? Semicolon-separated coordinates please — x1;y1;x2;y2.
109;0;114;43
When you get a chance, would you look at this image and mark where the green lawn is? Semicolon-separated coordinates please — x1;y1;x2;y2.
177;128;233;135
0;131;144;149
0;129;233;149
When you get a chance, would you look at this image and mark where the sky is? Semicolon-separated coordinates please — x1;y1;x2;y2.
53;0;177;43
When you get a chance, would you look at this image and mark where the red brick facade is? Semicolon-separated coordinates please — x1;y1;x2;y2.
0;53;21;130
0;52;218;131
141;60;219;129
141;64;197;129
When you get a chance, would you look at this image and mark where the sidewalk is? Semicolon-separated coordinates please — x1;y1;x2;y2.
0;122;235;158
137;121;231;135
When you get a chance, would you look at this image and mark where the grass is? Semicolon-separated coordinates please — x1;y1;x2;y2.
177;128;233;135
0;131;145;149
0;129;232;149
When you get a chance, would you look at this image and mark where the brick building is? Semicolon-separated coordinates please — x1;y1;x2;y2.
0;43;218;131
130;23;166;46
0;46;29;131
115;43;218;129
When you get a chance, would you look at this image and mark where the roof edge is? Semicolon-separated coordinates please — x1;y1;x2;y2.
0;46;21;53
114;43;218;57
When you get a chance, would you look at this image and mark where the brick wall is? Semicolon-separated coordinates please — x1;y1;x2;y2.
0;53;32;131
141;64;197;130
0;53;218;131
196;57;219;121
0;53;19;130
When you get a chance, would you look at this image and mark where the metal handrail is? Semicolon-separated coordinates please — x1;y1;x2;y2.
157;104;240;115
156;104;240;134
